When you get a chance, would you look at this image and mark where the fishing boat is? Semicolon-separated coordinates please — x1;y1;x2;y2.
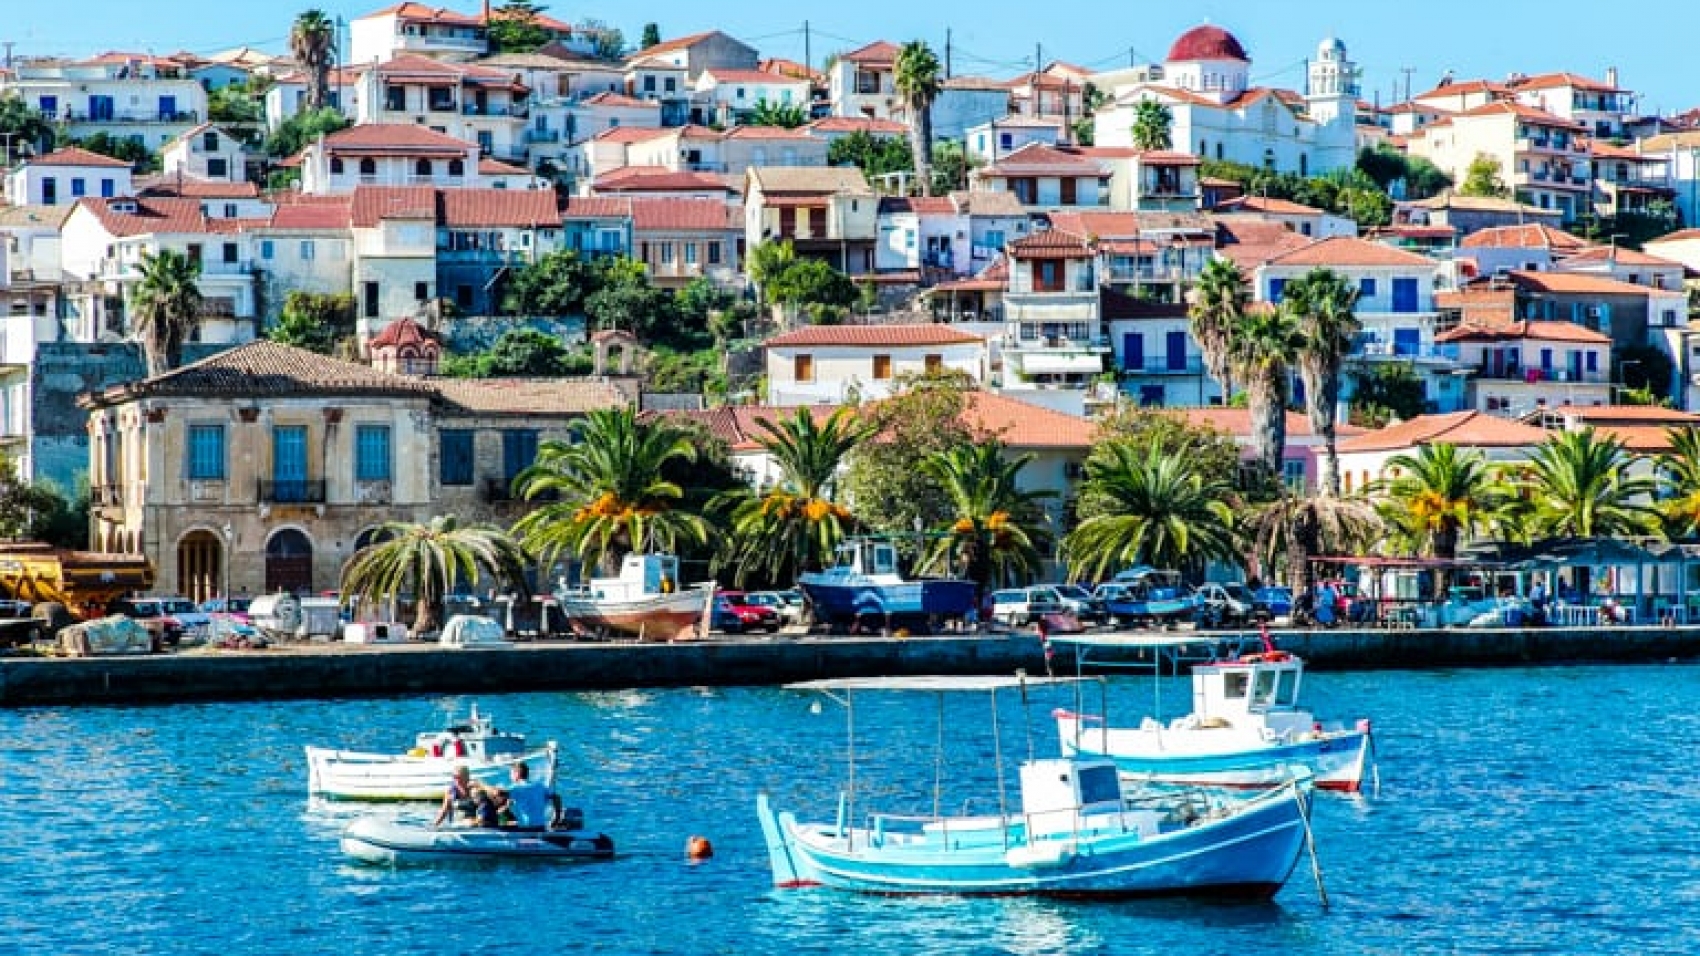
552;553;713;641
796;537;977;633
306;704;558;801
1049;633;1376;793
757;674;1318;898
1102;567;1202;627
340;814;615;865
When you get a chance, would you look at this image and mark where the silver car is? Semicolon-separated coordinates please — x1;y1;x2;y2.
745;591;803;626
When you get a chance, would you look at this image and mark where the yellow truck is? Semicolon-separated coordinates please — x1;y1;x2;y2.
0;542;154;645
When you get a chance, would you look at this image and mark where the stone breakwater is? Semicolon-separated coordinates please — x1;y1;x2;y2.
3;624;1698;706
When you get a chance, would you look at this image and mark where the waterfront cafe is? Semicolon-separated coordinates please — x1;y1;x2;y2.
1463;537;1666;626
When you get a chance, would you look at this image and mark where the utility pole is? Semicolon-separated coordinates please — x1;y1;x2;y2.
944;28;951;78
803;20;810;76
1400;66;1415;103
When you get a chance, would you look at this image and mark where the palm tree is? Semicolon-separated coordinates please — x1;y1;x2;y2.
1187;257;1247;401
917;441;1054;594
1511;427;1660;540
1288;268;1362;496
290;9;337;114
1248;492;1381;595
1129;98;1174;151
1226;301;1304;485
1375;443;1505;559
716;407;872;587
1063;438;1238;582
510;407;709;577
1656;426;1700;537
340;515;530;636
894;40;942;196
131;248;202;376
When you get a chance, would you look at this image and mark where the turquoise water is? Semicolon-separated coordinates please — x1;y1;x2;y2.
7;664;1700;955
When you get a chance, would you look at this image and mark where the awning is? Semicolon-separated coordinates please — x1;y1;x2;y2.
1017;352;1105;375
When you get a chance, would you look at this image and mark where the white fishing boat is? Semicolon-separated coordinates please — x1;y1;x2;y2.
553;553;713;641
306;704;557;801
1049;633;1375;793
757;674;1319;898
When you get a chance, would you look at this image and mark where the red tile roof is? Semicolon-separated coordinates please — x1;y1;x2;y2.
27;146;131;168
759;58;824;83
958;391;1097;448
631;30;724;58
594;170;738;194
982;142;1108;177
1537;404;1700;424
1512;71;1623;93
1459;223;1589;250
90;340;437;403
439;189;558;228
322;124;475;157
433;377;630;416
78;196;215;237
583;91;658;109
268;196;352;230
350;186;437;227
805;116;908;136
1457;100;1584;129
136;176;260;199
361;3;484;26
842;40;900;65
1216;195;1325;217
702;68;808;86
368;317;436;349
722;125;814;140
1413;78;1513;101
764;324;984;348
1008;229;1093;259
1166;24;1249;62
1338;410;1546;453
1435;320;1611;345
1559;246;1684;269
1263;235;1436;268
1166;407;1357;440
1045;211;1142;238
628;197;738;231
561;196;632;219
1508;270;1668;297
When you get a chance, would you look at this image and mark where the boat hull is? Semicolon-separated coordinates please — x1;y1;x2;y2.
756;783;1308;897
340;816;614;865
797;578;978;630
554;586;709;641
306;744;558;801
1056;714;1372;793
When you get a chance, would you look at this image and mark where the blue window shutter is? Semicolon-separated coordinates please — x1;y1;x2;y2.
1123;332;1144;371
1269;278;1286;302
1166;330;1188;370
1393;329;1419;357
355;425;391;482
440;430;474;485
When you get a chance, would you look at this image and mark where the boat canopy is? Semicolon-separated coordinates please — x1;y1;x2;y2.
785;674;1090;693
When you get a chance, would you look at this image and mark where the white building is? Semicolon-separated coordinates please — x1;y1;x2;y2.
161;124;248;183
763;324;985;405
297;124;485;195
0;53;207;152
1093;26;1359;176
352;55;531;163
694;69;811;125
829;41;899;120
5;147;134;207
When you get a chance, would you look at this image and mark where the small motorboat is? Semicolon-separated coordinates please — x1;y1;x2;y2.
758;674;1317;898
1049;633;1375;793
306;704;557;801
340;815;615;865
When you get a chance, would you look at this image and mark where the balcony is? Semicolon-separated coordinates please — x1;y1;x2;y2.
91;484;123;507
1477;365;1607;385
524;128;561;143
1354;341;1460;362
61;109;201;124
258;479;326;504
464;103;528;117
1123;356;1204;375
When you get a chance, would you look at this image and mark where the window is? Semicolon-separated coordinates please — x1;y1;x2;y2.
300;240;316;260
794;354;814;382
1359;277;1376;300
222;243;238;264
363;280;379;317
707;241;721;265
644;76;656;93
1282;458;1307;491
71;178;86;197
502;429;539;485
355;425;392;482
415;281;429;302
222;203;237;218
439;430;474;485
359;158;376;176
207;158;227;178
100;179;115;197
1269;278;1286;302
449;158;464;176
330;157;344;174
1035;261;1062;291
456;284;473;310
187;424;225;480
684;242;697;265
872;354;892;380
260;239;274;260
924;354;943;374
660;242;674;264
203;131;219;151
415;158;432;176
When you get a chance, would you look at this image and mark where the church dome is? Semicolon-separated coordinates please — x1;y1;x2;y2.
1166;24;1249;63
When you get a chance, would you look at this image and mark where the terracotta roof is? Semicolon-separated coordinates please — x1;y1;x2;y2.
368;317;436;349
981;142;1108;177
1045;211;1142;238
1008;229;1093;259
804;116;907;136
78;196;216;237
1166;408;1356;440
747;166;871;195
951;190;1028;216
841;40;900;66
1413;78;1513;101
1338;410;1547;453
478;157;531;175
1648;229;1700;244
87;341;435;405
1590;425;1680;453
1166;24;1249;63
1459;223;1590;250
1263;236;1436;268
321;124;475;157
764;323;984;348
958;391;1097;448
721;125;814;141
759;57;824;83
1213;219;1312;268
0;204;74;229
1559;246;1685;269
631;30;729;58
1216;195;1325;217
582;91;658;109
1511;71;1623;93
1456;100;1584;130
592;127;670;145
701;69;807;86
432;377;630;416
350;186;437;227
439;189;558;228
561;196;632;219
594;170;738;194
135;176;260;199
359;3;484;27
1535;404;1700;425
26;146;132;169
1405;193;1560;216
629;197;737;231
267;196;352;230
1508;270;1669;297
1435;320;1611;345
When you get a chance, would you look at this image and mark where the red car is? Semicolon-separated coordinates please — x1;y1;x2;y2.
716;590;781;633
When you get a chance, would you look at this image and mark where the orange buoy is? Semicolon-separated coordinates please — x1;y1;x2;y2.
686;835;714;860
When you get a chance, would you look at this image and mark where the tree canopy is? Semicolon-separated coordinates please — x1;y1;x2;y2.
488;1;554;53
268;292;355;355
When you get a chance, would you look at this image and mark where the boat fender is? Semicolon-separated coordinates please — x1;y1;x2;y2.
687;835;714;859
430;744;443;758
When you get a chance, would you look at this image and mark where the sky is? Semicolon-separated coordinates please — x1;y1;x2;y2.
12;0;1700;115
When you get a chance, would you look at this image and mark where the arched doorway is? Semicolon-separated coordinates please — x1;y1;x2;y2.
265;528;314;595
177;529;223;603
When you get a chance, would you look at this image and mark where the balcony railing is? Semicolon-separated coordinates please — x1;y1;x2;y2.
60;109;201;124
464;103;528;117
1123;356;1204;375
1354;341;1460;361
1478;365;1607;384
258;479;326;504
524;128;561;143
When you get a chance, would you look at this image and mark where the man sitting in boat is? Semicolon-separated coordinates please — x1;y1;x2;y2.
433;765;480;827
504;762;551;828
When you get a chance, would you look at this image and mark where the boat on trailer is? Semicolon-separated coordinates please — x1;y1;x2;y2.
552;553;713;641
757;673;1317;898
1048;632;1375;793
306;704;557;801
797;537;977;633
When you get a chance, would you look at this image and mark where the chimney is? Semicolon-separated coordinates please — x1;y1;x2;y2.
1606;66;1618;89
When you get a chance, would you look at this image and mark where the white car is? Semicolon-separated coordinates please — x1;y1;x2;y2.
989;587;1065;627
745;591;804;626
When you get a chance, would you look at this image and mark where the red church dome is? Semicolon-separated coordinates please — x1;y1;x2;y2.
1166;24;1249;63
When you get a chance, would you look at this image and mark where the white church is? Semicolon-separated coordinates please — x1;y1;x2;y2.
1093;24;1360;177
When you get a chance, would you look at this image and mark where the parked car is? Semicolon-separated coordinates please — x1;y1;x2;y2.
1050;584;1106;624
1195;582;1256;629
106;596;191;648
989;586;1066;627
200;595;253;624
160;597;212;641
1252;586;1294;624
715;591;781;633
744;590;803;626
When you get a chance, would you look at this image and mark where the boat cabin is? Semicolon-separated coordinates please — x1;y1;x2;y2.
1192;654;1308;731
827;539;901;580
584;554;681;600
1019;757;1126;838
410;708;527;762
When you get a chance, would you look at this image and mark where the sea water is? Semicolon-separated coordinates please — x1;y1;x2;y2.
5;663;1700;955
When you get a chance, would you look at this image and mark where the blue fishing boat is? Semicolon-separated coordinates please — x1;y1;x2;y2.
797;538;977;633
757;674;1318;898
1102;567;1202;627
1049;633;1376;793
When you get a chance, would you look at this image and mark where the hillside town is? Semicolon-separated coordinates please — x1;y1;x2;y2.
6;6;1700;633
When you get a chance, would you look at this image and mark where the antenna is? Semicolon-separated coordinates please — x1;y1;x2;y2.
1399;67;1415;103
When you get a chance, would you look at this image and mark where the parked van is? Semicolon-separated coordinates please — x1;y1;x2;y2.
989;586;1065;627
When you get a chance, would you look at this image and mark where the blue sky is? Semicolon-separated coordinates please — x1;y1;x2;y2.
15;0;1700;115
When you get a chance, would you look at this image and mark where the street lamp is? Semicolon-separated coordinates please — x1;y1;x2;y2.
221;522;234;605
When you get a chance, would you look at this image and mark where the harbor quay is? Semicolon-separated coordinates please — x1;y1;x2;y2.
5;623;1700;707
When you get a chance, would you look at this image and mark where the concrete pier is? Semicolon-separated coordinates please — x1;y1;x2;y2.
3;624;1698;707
